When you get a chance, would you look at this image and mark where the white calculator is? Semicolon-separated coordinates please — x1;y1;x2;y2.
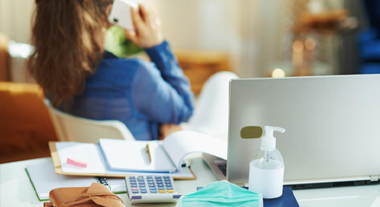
125;175;182;204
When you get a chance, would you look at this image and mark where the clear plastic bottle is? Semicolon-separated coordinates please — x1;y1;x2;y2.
248;126;285;199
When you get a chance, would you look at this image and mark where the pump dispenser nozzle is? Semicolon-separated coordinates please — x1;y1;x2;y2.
260;126;285;151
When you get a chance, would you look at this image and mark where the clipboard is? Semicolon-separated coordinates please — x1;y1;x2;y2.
49;142;197;180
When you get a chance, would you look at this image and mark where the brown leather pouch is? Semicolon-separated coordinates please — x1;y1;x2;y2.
43;182;124;207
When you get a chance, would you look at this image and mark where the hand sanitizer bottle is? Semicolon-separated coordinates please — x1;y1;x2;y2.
248;126;285;199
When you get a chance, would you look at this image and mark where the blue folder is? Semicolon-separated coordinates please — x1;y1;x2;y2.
263;186;299;207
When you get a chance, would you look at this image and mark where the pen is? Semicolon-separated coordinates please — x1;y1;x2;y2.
146;144;153;163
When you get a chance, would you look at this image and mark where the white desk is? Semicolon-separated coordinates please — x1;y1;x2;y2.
1;155;380;207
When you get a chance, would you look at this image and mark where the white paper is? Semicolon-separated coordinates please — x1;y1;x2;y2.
99;139;176;172
163;130;227;172
185;72;236;140
56;142;107;174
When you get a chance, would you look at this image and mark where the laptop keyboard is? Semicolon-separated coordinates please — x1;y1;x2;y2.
217;163;227;176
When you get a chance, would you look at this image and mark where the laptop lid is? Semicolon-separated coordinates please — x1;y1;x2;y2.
227;75;380;186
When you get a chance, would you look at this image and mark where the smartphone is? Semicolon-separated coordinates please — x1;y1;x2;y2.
108;0;139;31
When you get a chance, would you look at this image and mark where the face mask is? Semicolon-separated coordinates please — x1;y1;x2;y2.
177;181;263;207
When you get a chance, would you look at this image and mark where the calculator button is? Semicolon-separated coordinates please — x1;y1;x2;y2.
147;176;153;179
139;187;146;190
148;184;155;187
132;190;139;194
140;190;147;194
158;187;165;190
173;195;182;199
158;190;166;193
166;187;173;190
130;184;137;187
150;190;157;193
157;184;164;187
129;176;136;179
167;190;174;193
149;187;157;191
137;176;144;180
163;176;170;179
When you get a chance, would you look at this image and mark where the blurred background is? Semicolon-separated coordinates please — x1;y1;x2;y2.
0;0;379;163
2;0;379;84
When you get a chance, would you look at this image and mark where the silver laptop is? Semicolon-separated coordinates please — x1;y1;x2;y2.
205;74;380;188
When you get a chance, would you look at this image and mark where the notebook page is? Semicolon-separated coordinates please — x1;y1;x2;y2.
56;142;107;174
163;130;227;172
99;139;176;173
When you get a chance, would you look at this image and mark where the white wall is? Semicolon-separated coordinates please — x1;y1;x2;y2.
0;0;35;43
154;0;287;77
155;0;240;50
253;0;287;77
154;0;346;77
154;0;248;76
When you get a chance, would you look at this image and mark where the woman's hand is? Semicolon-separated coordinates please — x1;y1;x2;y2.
125;4;164;48
159;124;183;140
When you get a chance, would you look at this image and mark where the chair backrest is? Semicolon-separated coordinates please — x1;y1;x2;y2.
44;99;135;143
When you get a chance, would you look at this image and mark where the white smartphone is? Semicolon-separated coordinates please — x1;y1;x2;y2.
108;0;139;31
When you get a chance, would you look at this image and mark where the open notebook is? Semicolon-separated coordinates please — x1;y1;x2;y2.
50;130;227;179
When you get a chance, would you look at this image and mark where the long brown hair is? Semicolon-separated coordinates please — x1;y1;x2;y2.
27;0;112;107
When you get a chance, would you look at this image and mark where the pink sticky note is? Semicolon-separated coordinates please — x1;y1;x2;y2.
66;157;87;168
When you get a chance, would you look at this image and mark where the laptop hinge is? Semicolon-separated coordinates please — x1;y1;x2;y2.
370;175;379;182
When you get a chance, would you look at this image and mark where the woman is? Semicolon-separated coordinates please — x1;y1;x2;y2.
27;0;194;140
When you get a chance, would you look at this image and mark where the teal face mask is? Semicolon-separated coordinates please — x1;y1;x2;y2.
177;181;263;207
